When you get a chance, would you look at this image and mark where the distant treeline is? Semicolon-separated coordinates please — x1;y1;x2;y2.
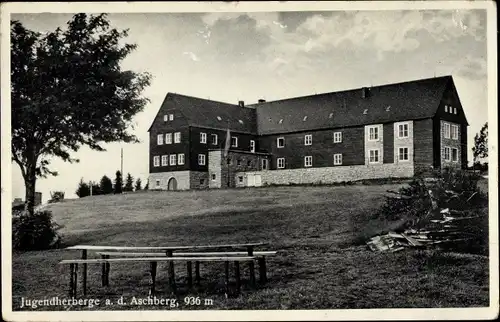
76;171;149;198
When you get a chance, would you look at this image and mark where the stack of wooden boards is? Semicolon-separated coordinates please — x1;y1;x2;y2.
60;243;277;297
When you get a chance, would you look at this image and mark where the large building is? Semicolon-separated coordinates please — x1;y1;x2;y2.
148;76;468;190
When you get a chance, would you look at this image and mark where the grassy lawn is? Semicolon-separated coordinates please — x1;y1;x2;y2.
11;184;489;310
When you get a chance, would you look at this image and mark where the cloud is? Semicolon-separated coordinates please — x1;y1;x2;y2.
183;51;200;62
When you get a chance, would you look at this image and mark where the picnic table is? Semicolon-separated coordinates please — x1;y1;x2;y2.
62;242;273;297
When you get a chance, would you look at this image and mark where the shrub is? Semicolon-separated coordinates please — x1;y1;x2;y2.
12;210;62;251
99;175;114;194
76;178;90;198
48;191;65;203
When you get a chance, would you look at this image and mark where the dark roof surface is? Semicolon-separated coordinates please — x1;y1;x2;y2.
151;76;456;135
165;93;256;133
252;76;452;135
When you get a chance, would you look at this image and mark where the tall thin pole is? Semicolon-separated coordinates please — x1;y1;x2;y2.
121;148;123;175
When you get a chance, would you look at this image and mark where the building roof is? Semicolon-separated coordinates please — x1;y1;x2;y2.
151;93;256;133
252;76;453;135
150;76;460;135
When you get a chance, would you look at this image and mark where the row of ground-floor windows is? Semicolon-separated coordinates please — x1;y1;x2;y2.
153;154;207;167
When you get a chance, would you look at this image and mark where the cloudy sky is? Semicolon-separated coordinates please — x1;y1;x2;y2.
10;7;489;202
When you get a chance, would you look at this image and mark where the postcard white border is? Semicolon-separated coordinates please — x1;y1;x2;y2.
1;1;498;321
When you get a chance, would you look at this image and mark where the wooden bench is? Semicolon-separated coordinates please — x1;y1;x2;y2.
64;243;272;296
60;256;256;297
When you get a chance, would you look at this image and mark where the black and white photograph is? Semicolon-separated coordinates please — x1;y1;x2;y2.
1;1;498;321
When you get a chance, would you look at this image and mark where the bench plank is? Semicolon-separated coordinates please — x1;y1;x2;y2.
66;243;266;251
95;251;277;257
60;256;256;264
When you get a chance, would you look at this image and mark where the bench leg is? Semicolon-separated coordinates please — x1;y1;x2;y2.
149;261;157;295
224;261;230;298
101;255;106;287
82;250;87;296
73;264;79;297
166;251;176;294
187;261;193;288
195;261;200;285
258;257;267;284
247;246;256;288
105;255;111;287
69;263;75;297
234;261;241;295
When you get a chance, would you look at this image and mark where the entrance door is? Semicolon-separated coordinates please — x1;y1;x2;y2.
247;174;255;187
167;177;177;190
254;174;262;187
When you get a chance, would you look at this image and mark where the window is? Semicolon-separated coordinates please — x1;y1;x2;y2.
451;125;459;140
304;135;312;146
211;173;216;181
217;116;222;121
444;147;451;161
261;159;268;170
398;147;409;161
237;159;242;166
200;179;205;185
177;154;185;165
452;148;458;162
334;154;342;165
156;179;160;187
161;155;168;166
368;126;379;141
169;114;174;121
165;133;172;144
444;105;448;112
333;132;342;143
250;140;255;153
157;134;164;145
303;116;308;121
277;137;285;148
198;154;206;165
174;132;181;143
444;123;451;139
238;176;244;183
247;160;252;167
277;158;285;169
211;134;218;145
163;115;168;122
153;156;160;167
398;123;409;138
169;154;177;166
304;156;313;167
453;107;457;114
231;136;238;147
200;132;207;144
369;149;380;163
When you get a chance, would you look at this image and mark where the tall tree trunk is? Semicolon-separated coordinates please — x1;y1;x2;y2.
24;161;37;216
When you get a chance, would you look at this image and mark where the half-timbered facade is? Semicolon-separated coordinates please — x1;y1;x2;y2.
148;76;469;190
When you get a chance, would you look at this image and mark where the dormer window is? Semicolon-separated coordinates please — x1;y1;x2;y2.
217;116;222;121
329;113;334;118
363;109;368;115
386;106;391;112
279;119;283;124
303;116;308;121
238;120;244;124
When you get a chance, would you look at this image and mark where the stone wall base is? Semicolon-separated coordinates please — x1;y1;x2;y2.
236;163;414;186
149;171;190;190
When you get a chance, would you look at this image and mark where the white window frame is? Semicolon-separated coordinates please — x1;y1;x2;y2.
169;114;174;121
368;126;379;141
153;156;160;167
177;153;185;165
398;123;409;138
161;155;168;166
277;137;285;148
304;156;312;167
211;134;218;145
155;179;160;187
398;147;409;162
444;105;448;113
333;132;342;143
453;107;457;115
334;153;342;165
277;157;285;169
250;140;255;153
444;146;451;161
451;148;459;162
304;134;312;146
165;133;172;144
169;154;177;166
443;123;451;139
231;136;238;148
369;149;380;164
451;125;459;140
163;115;168;122
238;176;244;183
200;132;207;144
198;154;206;166
174;132;181;143
157;134;164;145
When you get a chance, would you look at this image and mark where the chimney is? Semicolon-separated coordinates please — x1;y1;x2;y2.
361;87;370;98
258;99;266;104
238;100;245;108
